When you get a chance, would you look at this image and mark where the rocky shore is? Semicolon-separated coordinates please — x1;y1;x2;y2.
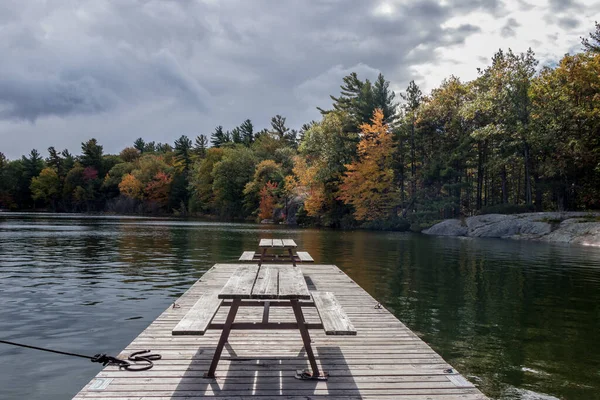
422;212;600;246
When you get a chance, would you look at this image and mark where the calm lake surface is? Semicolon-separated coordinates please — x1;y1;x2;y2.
0;213;599;400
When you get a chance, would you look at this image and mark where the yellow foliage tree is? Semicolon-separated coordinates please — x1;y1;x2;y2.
118;173;143;200
292;156;327;217
338;109;397;221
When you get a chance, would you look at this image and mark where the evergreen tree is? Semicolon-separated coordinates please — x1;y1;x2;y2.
174;135;193;172
401;80;423;203
80;139;104;174
373;73;398;124
193;135;208;159
582;21;600;53
240;119;254;146
321;72;397;128
231;127;243;144
144;141;156;153
270;115;289;138
134;138;146;153
61;150;75;173
211;125;231;147
47;147;63;176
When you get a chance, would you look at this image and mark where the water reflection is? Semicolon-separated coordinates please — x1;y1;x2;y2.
0;214;599;400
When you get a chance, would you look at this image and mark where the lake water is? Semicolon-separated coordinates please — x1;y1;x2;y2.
0;213;599;400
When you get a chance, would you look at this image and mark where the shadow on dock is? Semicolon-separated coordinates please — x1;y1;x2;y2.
175;344;361;398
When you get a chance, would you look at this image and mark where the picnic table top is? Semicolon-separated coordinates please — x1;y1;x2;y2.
259;238;297;248
219;265;310;300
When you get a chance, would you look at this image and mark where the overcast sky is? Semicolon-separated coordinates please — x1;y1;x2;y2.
1;0;599;159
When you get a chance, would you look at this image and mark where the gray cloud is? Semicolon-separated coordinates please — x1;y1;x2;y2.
558;16;581;29
549;0;584;12
0;0;595;158
501;18;521;37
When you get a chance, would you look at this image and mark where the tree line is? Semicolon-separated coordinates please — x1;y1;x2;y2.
1;24;600;229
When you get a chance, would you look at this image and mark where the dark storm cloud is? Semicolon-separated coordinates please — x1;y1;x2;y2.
0;0;485;125
0;0;594;158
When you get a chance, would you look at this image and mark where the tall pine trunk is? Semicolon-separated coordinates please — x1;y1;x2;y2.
410;116;416;201
501;166;508;204
523;141;532;205
476;141;484;210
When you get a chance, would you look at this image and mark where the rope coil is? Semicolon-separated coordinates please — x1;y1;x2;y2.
0;339;160;371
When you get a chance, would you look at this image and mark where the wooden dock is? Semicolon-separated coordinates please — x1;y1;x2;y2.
74;264;487;399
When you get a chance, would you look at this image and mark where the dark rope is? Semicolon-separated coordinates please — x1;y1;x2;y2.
0;339;160;371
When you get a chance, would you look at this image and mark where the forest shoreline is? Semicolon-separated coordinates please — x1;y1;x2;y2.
422;212;600;246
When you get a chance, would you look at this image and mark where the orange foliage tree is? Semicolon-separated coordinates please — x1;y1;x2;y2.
258;181;278;220
338;109;398;221
145;172;173;207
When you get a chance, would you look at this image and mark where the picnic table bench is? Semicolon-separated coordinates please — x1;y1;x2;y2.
172;264;355;380
238;238;314;266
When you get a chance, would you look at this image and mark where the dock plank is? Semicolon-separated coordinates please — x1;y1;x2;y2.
73;263;487;400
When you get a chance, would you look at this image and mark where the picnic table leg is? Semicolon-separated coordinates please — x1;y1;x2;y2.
205;298;241;378
290;299;326;379
288;248;297;267
258;248;267;267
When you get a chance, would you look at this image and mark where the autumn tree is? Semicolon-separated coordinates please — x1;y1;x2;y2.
243;160;284;215
338;109;398;221
145;172;173;207
258;181;278;220
120;147;140;163
119;173;143;200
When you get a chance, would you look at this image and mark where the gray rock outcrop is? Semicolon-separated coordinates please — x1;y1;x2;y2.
423;212;600;246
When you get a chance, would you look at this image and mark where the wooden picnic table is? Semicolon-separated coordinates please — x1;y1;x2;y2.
258;238;298;266
185;264;355;380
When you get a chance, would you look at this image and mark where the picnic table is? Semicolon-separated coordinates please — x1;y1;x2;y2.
172;264;356;380
238;239;314;266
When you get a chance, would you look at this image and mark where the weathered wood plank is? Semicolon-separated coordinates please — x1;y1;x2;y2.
312;292;357;335
282;239;297;247
74;263;486;400
218;265;259;299
278;267;311;299
296;251;314;262
259;238;273;247
252;266;279;298
171;291;222;335
272;238;284;247
238;251;256;261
